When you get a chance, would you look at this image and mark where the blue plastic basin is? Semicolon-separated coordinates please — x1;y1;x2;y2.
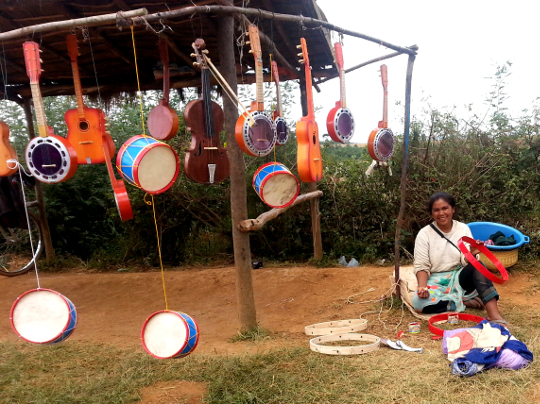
467;222;529;251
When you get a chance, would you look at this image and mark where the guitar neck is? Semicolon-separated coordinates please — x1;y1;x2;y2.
29;82;49;138
339;68;346;109
304;61;315;119
382;86;388;127
255;57;264;110
70;58;86;118
160;38;170;104
276;85;283;117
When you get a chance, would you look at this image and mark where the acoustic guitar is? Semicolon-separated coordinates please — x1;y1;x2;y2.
0;122;18;177
296;38;323;183
147;38;179;141
23;41;78;184
65;34;115;165
367;64;395;162
235;24;276;157
184;38;230;184
271;61;290;145
101;134;133;221
326;42;355;143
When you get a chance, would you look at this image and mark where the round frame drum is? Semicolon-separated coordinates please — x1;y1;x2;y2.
368;128;395;162
11;288;77;344
327;107;355;143
253;162;300;208
236;111;277;157
117;135;179;195
275;116;290;145
141;310;199;359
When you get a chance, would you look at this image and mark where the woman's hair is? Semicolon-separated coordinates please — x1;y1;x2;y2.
427;192;456;213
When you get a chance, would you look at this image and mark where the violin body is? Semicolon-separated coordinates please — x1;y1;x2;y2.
296;119;322;182
0;122;18;177
184;98;229;184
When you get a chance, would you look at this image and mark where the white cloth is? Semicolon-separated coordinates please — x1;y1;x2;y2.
414;220;472;276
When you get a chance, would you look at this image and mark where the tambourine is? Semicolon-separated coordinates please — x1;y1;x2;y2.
428;312;485;336
458;236;509;284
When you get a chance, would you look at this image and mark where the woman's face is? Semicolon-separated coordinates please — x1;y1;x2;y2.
431;198;455;228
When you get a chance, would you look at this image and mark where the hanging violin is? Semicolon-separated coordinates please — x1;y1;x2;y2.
184;38;230;184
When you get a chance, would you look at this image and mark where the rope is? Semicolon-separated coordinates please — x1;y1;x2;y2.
8;159;41;288
145;194;169;310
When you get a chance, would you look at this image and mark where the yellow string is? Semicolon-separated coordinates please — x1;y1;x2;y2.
269;54;277;166
145;193;169;311
130;24;146;136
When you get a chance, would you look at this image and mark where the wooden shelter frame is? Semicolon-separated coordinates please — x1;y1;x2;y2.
0;2;416;330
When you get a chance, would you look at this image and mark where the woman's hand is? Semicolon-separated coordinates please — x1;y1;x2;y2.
417;286;430;299
470;239;484;257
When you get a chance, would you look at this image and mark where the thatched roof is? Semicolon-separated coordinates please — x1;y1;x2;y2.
0;0;336;101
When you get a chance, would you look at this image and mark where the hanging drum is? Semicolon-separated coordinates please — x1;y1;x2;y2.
253;162;300;209
117;135;179;195
141;310;200;359
11;288;77;344
367;128;395;162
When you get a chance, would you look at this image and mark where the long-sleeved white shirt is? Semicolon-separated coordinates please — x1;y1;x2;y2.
413;220;472;276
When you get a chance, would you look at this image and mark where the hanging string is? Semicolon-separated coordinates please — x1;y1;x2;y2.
8;160;41;288
130;24;146;136
145;194;169;310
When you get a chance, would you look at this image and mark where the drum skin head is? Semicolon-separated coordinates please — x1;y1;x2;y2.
11;289;71;344
138;145;178;193
263;174;299;207
143;311;189;359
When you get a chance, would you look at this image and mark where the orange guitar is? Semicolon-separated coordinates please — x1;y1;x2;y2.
65;34;115;165
296;38;323;183
0;122;18;177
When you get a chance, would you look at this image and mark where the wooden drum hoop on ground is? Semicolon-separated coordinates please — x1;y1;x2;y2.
309;333;380;355
304;319;368;336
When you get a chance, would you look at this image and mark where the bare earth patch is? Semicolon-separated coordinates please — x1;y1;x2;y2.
139;380;206;404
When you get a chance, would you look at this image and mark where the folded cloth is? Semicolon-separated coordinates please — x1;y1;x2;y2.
488;231;516;246
442;320;532;376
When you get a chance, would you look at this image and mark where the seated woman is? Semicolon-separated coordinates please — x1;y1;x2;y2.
412;192;508;325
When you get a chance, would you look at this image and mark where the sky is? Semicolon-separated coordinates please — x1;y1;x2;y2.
307;0;540;144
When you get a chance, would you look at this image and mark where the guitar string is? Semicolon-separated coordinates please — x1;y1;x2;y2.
130;23;169;311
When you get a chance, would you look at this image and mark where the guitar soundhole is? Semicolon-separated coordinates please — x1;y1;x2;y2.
78;120;89;131
312;134;316;145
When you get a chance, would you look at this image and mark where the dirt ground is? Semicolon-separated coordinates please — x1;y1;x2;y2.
0;264;537;403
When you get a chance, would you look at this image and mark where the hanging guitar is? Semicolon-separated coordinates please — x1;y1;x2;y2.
271;61;289;145
326;42;354;143
65;34;115;165
102;134;133;221
296;38;323;183
235;24;276;157
0;122;18;177
184;38;229;184
368;64;395;162
147;38;179;141
23;41;77;183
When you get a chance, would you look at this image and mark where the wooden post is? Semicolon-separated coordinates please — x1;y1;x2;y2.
217;13;257;331
299;81;323;260
22;98;55;262
394;54;417;298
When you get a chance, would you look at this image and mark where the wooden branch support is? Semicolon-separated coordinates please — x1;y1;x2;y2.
238;191;323;232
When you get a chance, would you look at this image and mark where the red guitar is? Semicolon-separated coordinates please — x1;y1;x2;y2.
147;38;179;141
271;61;289;145
326;42;355;143
367;64;395;162
65;34;115;165
101;134;133;221
235;24;276;157
296;38;323;183
0;122;18;177
24;41;78;184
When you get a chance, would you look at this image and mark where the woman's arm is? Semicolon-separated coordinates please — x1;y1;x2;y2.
414;230;431;298
416;271;430;298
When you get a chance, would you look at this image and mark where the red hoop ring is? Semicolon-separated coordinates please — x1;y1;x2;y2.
428;312;485;336
457;236;509;285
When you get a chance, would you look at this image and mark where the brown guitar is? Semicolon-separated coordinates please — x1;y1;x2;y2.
0;122;18;177
184;39;230;184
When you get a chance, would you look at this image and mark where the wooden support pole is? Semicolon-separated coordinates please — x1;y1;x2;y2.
238;191;323;232
22;99;55;262
217;13;257;332
394;54;416;298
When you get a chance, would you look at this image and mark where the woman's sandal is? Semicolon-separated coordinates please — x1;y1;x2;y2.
464;296;485;310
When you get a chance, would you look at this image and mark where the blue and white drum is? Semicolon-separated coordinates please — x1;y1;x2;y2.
10;288;77;344
253;162;300;209
141;310;199;359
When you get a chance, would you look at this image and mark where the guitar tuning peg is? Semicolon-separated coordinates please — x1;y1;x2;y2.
202;49;209;54
193;62;201;67
296;44;302;49
104;123;110;128
190;53;196;57
39;49;43;53
39;58;43;63
245;31;250;36
248;50;253;53
246;41;251;45
41;69;45;72
297;53;303;57
299;59;304;64
105;131;111;135
104;116;109;121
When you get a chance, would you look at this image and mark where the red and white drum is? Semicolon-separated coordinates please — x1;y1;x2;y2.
141;310;199;359
10;288;77;344
117;135;179;195
253;162;300;209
